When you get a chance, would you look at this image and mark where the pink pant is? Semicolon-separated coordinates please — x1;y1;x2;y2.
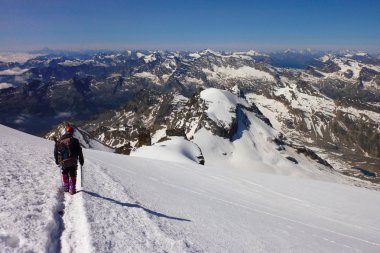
62;166;77;192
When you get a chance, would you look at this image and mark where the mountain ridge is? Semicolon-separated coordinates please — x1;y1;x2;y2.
1;49;379;184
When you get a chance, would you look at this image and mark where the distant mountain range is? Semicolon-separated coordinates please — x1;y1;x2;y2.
1;49;379;184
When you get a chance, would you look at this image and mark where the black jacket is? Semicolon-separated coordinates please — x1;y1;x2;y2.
54;133;84;166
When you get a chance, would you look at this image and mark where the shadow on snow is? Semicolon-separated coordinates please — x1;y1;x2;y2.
80;190;191;222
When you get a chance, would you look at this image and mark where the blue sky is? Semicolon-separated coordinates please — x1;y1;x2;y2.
1;0;379;52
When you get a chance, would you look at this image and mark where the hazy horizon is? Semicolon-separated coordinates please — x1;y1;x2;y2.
1;0;379;53
1;45;379;55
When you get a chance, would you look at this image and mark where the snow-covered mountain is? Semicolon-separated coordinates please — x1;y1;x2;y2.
83;87;338;180
1;49;379;184
2;124;380;252
77;84;378;184
309;53;380;92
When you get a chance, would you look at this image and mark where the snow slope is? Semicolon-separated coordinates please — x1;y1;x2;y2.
0;125;62;252
195;88;340;181
1;124;380;252
131;137;203;165
200;88;249;129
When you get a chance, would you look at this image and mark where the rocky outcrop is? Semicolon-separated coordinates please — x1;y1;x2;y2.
166;128;187;138
136;128;151;147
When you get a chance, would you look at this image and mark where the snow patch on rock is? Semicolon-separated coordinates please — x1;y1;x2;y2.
0;82;14;89
0;67;29;75
134;72;161;84
203;65;275;81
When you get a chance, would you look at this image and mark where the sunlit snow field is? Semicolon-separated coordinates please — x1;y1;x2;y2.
1;124;380;252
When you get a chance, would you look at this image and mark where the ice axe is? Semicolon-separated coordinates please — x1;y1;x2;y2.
80;164;83;188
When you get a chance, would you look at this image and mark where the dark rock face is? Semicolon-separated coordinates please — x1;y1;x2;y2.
136;128;151;147
291;145;333;169
360;67;380;86
344;69;354;79
306;66;325;78
331;111;380;158
320;60;341;73
115;143;133;155
166;128;186;138
286;156;298;164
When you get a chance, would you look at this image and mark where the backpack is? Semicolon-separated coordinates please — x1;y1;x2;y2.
57;137;77;168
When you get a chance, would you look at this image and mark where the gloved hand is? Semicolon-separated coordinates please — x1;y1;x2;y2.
55;160;59;165
80;162;84;166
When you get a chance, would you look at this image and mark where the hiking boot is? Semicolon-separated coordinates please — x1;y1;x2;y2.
69;176;77;195
62;174;69;192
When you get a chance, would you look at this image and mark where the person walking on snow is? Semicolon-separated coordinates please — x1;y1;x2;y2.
54;125;84;194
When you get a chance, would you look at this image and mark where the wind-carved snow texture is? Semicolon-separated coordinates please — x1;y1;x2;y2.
2;124;380;252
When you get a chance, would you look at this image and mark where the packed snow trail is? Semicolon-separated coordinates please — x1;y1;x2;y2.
2;124;380;252
60;167;93;253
